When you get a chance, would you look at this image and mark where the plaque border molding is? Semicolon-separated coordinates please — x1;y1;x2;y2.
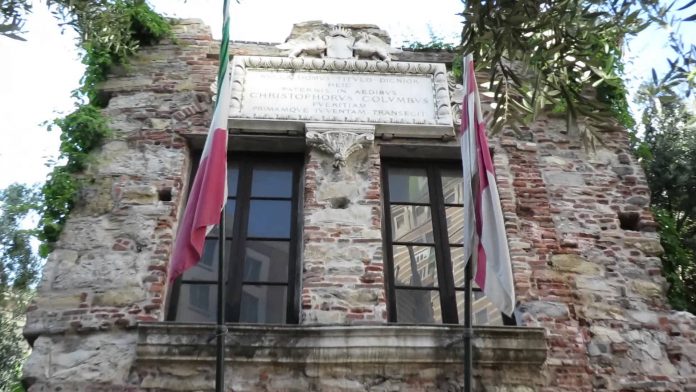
228;56;454;136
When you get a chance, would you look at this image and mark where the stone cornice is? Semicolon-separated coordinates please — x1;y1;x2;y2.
136;323;547;366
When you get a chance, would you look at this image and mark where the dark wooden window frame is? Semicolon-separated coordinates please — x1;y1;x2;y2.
167;152;303;324
382;159;500;325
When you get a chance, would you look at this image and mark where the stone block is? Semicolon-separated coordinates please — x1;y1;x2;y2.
73;177;115;216
520;301;569;319
627;310;660;325
626;195;650;206
93;289;147;307
307;205;374;226
23;332;136;384
96;141;187;179
146;118;170;130
98;77;154;93
631;280;663;298
316;180;361;201
580;302;626;320
575;276;616;295
32;293;83;310
120;185;159;205
57;217;112;252
543;172;585;186
611;165;634;176
550;254;603;275
52;250;146;290
624;237;664;256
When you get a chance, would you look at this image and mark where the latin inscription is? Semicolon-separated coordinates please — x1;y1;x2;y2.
238;70;437;124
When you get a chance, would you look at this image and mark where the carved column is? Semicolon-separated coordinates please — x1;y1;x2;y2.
301;123;386;324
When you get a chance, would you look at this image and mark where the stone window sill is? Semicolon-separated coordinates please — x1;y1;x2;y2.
136;322;547;366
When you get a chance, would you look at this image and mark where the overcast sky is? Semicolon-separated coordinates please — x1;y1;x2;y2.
0;0;693;189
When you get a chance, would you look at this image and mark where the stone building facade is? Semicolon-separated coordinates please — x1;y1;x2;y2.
22;20;696;392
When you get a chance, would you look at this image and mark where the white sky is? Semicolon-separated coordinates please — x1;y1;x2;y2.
0;0;693;189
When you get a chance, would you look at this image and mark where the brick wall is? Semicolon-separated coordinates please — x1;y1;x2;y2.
21;18;696;392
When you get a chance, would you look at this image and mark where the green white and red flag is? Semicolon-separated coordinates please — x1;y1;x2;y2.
169;6;231;282
459;54;516;316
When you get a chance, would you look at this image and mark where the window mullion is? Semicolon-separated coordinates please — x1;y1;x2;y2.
381;163;398;322
227;161;253;322
428;165;458;324
286;163;301;324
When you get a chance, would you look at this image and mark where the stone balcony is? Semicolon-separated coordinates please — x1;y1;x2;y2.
133;323;547;391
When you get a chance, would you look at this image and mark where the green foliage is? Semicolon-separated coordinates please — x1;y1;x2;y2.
0;184;41;391
635;75;696;313
405;37;456;52
459;0;672;147
46;0;171;102
0;184;41;291
39;168;79;257
653;209;696;313
51;105;112;172
34;1;170;254
0;291;31;392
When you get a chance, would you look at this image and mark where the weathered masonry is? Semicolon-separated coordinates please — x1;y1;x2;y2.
23;20;696;392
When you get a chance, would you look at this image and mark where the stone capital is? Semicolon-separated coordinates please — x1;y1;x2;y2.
305;123;375;168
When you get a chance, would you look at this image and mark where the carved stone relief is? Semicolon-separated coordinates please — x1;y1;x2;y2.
325;26;355;59
276;24;401;61
305;123;375;168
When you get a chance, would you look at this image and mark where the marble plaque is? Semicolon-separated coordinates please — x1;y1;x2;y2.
228;56;454;138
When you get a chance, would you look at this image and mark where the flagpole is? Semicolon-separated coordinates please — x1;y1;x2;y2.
215;209;226;392
215;1;231;391
464;260;473;392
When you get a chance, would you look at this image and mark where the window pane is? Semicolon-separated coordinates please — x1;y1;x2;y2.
395;289;442;324
441;169;464;204
209;200;236;237
388;168;429;203
175;284;217;323
392;245;437;287
244;241;289;283
228;166;239;196
248;200;291;238
251;166;293;198
240;285;287;324
391;205;434;243
457;291;503;326
182;239;231;281
446;207;465;244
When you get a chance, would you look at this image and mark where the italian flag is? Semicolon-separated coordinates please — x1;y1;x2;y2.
169;63;231;282
459;54;516;316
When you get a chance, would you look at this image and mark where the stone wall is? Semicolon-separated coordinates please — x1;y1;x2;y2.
302;125;385;325
22;19;696;392
493;118;696;391
23;19;219;390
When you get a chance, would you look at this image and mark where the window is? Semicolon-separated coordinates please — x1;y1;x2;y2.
382;161;505;325
168;154;303;324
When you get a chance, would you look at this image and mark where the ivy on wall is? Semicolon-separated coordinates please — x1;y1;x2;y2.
39;1;170;256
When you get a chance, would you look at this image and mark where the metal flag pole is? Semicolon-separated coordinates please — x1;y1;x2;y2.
464;260;473;392
215;209;227;392
215;2;231;392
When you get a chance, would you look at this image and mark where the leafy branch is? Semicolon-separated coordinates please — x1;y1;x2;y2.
459;0;678;148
